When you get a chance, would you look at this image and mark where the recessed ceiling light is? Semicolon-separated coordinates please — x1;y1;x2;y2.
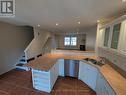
37;24;40;27
78;21;81;24
56;23;59;26
97;20;100;23
122;0;126;2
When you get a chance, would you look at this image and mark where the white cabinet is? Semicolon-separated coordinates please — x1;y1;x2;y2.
119;20;126;54
50;63;59;89
96;73;115;95
79;61;115;95
32;69;51;92
79;61;98;91
32;63;59;93
58;59;64;76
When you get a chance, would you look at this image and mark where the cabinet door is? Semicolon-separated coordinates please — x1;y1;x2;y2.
96;73;106;95
96;73;116;95
78;61;88;82
111;23;121;49
86;65;98;91
50;63;59;89
58;59;64;76
120;21;126;54
79;61;98;91
104;27;110;47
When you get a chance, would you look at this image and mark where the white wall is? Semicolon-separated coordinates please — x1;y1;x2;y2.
54;26;97;51
86;26;97;51
55;34;86;50
25;28;51;59
98;47;126;72
0;22;34;75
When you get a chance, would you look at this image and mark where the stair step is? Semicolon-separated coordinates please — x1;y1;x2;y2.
20;59;26;62
19;61;27;64
16;66;30;71
16;63;24;66
22;55;25;57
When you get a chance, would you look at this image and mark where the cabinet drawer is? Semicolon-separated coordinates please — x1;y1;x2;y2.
33;78;50;84
32;73;49;79
34;83;50;92
32;69;49;74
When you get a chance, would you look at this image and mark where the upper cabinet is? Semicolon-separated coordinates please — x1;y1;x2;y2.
96;15;126;55
111;23;121;49
119;20;126;54
104;27;110;47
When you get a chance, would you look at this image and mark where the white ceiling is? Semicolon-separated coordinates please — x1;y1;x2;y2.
0;0;126;32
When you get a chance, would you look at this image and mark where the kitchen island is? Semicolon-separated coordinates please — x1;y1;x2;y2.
25;50;126;95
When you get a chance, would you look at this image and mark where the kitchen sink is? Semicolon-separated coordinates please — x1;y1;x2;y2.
84;58;104;66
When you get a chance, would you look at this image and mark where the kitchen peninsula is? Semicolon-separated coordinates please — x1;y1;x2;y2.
25;50;126;95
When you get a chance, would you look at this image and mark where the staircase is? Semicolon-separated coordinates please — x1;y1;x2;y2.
16;53;30;71
16;28;52;71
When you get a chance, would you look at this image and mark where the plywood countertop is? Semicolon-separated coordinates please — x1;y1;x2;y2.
25;52;126;95
25;53;96;71
100;64;126;95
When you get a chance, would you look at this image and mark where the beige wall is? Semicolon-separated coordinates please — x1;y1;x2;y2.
86;27;97;51
0;22;34;75
55;34;86;50
25;28;51;59
54;26;97;51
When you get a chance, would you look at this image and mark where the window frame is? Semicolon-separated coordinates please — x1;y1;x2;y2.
64;36;77;46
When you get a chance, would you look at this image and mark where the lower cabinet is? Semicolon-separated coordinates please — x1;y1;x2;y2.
79;61;116;95
32;63;59;93
58;59;64;76
96;73;116;95
79;61;98;91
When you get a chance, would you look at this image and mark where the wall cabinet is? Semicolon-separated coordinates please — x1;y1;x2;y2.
111;23;121;49
104;27;110;47
97;15;126;55
79;61;98;91
120;20;126;54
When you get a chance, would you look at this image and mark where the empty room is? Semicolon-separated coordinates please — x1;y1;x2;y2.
0;0;126;95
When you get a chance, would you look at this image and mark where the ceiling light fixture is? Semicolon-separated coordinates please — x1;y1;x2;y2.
37;24;40;27
97;20;100;23
122;0;126;2
56;23;59;26
78;21;81;24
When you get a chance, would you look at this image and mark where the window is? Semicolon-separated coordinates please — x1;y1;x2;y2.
111;23;121;49
104;27;110;47
71;37;77;46
64;37;70;46
64;37;77;46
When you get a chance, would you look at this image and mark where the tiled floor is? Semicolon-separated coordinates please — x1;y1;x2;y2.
0;69;96;95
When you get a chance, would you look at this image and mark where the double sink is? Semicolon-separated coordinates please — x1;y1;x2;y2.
84;58;105;66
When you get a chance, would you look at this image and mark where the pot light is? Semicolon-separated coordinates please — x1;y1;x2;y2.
97;20;100;23
37;24;40;27
56;23;59;26
78;21;81;24
122;0;126;2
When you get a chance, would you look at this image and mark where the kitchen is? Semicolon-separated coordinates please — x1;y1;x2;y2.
0;0;126;95
25;14;126;95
